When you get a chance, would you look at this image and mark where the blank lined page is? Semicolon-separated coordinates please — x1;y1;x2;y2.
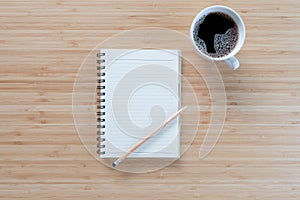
100;49;180;158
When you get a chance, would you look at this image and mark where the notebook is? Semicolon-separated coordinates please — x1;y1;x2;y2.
96;49;181;158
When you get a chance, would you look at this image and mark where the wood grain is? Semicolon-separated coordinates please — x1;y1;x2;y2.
1;0;300;199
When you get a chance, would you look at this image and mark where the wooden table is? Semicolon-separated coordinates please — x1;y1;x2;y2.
1;0;299;199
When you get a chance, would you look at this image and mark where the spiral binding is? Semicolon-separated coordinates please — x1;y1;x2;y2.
96;51;106;155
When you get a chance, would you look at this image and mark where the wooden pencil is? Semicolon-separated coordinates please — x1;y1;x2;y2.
112;106;187;167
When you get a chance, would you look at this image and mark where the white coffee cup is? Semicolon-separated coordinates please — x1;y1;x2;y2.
190;5;246;70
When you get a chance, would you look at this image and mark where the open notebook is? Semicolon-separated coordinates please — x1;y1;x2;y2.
96;49;181;158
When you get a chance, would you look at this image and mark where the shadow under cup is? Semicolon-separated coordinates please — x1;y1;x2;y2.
190;5;246;62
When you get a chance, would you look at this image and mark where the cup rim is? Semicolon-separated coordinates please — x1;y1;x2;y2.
190;5;246;61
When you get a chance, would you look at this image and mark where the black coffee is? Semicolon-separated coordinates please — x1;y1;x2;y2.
193;12;238;58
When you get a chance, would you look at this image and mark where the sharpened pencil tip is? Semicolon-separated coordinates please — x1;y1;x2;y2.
112;159;121;167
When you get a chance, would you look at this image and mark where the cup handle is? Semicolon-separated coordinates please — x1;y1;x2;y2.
224;56;239;70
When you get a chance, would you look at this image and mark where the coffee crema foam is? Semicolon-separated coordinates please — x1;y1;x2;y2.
213;27;238;57
193;13;239;58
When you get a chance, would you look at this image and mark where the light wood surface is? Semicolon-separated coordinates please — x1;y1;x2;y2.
1;0;300;199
